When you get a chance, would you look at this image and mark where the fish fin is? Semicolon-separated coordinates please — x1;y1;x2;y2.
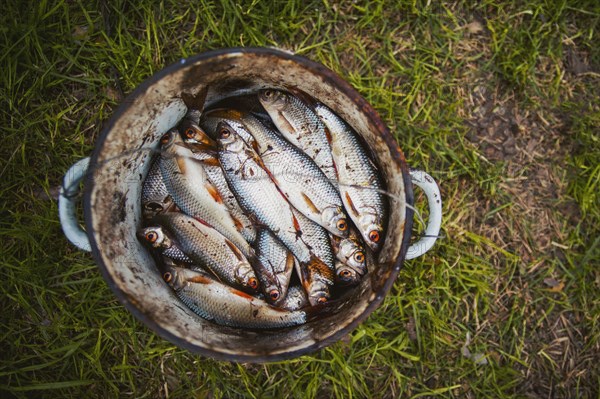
175;156;187;174
284;252;296;279
276;111;296;135
228;287;255;300
204;108;245;120
298;255;334;284
224;239;245;261
230;215;245;232
306;254;335;283
188;275;213;284
291;213;303;239
251;140;261;155
193;156;220;167
344;192;360;217
204;182;223;204
323;125;333;145
181;87;208;112
184;141;219;153
301;193;320;214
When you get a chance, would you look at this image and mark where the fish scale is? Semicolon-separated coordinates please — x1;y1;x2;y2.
179;120;257;243
158;129;255;258
217;121;334;305
165;266;308;329
141;157;173;219
258;89;338;184
255;229;295;304
314;103;387;251
214;110;349;238
152;213;258;292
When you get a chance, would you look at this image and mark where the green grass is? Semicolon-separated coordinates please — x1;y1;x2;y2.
1;0;599;397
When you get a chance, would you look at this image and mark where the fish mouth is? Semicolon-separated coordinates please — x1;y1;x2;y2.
182;140;218;153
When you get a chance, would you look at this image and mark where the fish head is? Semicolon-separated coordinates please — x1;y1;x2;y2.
358;213;384;251
335;262;362;286
262;280;283;305
178;120;218;151
137;226;171;249
258;89;287;110
234;261;260;293
337;237;367;275
162;264;187;291
142;197;174;220
158;128;180;151
305;279;330;306
322;206;350;238
216;121;245;153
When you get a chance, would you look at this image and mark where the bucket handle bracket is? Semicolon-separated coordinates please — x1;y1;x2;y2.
58;157;92;252
405;170;442;260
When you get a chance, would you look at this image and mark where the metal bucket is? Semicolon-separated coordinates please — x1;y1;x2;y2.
59;47;442;362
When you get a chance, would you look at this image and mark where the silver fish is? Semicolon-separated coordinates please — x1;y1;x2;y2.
334;260;361;285
137;225;194;264
330;229;367;284
255;229;295;304
141;157;174;220
291;209;336;305
216;121;332;304
212;109;349;238
279;285;309;311
158;129;254;258
163;266;309;329
314;103;387;251
150;212;259;292
178;120;257;243
258;89;337;183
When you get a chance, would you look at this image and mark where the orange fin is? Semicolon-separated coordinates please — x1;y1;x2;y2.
188;275;212;284
205;108;244;120
205;182;223;204
345;192;359;217
292;213;302;238
307;255;334;283
185;141;218;153
324;125;333;145
301;193;320;214
191;217;213;229
196;156;220;167
229;288;254;300
175;156;187;174
231;215;245;232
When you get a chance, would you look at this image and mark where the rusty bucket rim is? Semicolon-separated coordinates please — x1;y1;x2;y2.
83;46;414;362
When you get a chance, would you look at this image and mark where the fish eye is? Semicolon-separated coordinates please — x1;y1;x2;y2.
269;290;280;301
163;272;172;282
248;278;258;290
368;230;380;243
354;251;365;263
184;128;196;139
219;127;231;138
336;219;347;231
317;296;328;304
339;270;352;278
160;133;171;145
145;231;158;243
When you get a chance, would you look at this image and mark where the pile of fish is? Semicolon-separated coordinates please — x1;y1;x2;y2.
137;88;387;329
